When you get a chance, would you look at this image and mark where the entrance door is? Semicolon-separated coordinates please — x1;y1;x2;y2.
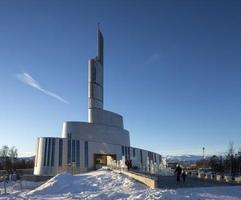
94;154;116;169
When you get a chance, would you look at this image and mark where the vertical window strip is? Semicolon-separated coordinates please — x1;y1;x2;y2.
140;150;143;165
72;140;76;162
93;66;96;82
84;141;88;168
59;139;63;166
133;148;135;157
44;138;48;166
76;140;80;166
47;138;51;166
121;146;124;156
67;134;71;163
128;147;130;160
51;138;55;166
125;146;127;160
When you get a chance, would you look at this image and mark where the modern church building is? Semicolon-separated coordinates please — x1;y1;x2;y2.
34;28;162;176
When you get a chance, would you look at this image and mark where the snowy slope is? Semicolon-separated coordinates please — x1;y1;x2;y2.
0;168;241;199
27;169;162;199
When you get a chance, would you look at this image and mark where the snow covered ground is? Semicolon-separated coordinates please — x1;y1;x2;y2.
0;168;241;199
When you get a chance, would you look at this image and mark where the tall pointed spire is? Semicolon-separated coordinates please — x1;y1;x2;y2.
88;26;104;122
97;24;104;65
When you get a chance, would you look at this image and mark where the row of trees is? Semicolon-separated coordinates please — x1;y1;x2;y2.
0;145;18;170
0;145;18;158
0;145;34;170
196;142;241;176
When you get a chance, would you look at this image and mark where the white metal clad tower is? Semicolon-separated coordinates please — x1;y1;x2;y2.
88;26;104;122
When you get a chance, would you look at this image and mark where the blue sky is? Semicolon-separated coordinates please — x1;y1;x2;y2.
1;0;241;157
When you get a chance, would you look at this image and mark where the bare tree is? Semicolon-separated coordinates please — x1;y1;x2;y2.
227;142;235;176
228;142;235;156
0;145;9;170
8;146;18;164
0;146;19;170
0;145;9;157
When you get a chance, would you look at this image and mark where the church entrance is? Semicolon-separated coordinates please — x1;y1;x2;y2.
94;154;116;169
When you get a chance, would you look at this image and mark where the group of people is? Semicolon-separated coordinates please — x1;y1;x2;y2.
1;170;22;194
125;160;132;170
3;169;21;182
175;164;187;183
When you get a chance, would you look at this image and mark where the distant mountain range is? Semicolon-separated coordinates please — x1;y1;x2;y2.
19;156;35;160
166;155;204;163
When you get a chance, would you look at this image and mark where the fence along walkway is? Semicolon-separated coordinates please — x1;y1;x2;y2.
128;170;237;189
156;175;236;189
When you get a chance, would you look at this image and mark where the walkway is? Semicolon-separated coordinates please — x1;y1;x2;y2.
157;175;236;189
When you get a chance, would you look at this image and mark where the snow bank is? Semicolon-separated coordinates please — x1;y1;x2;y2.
27;172;76;195
1;168;241;199
26;168;162;199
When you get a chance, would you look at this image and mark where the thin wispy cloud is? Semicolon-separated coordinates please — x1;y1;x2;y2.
145;53;161;65
16;72;69;104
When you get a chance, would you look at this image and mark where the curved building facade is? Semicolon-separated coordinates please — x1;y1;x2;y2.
34;28;162;176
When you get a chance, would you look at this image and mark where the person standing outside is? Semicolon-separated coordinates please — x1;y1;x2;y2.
182;170;187;182
175;164;182;182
